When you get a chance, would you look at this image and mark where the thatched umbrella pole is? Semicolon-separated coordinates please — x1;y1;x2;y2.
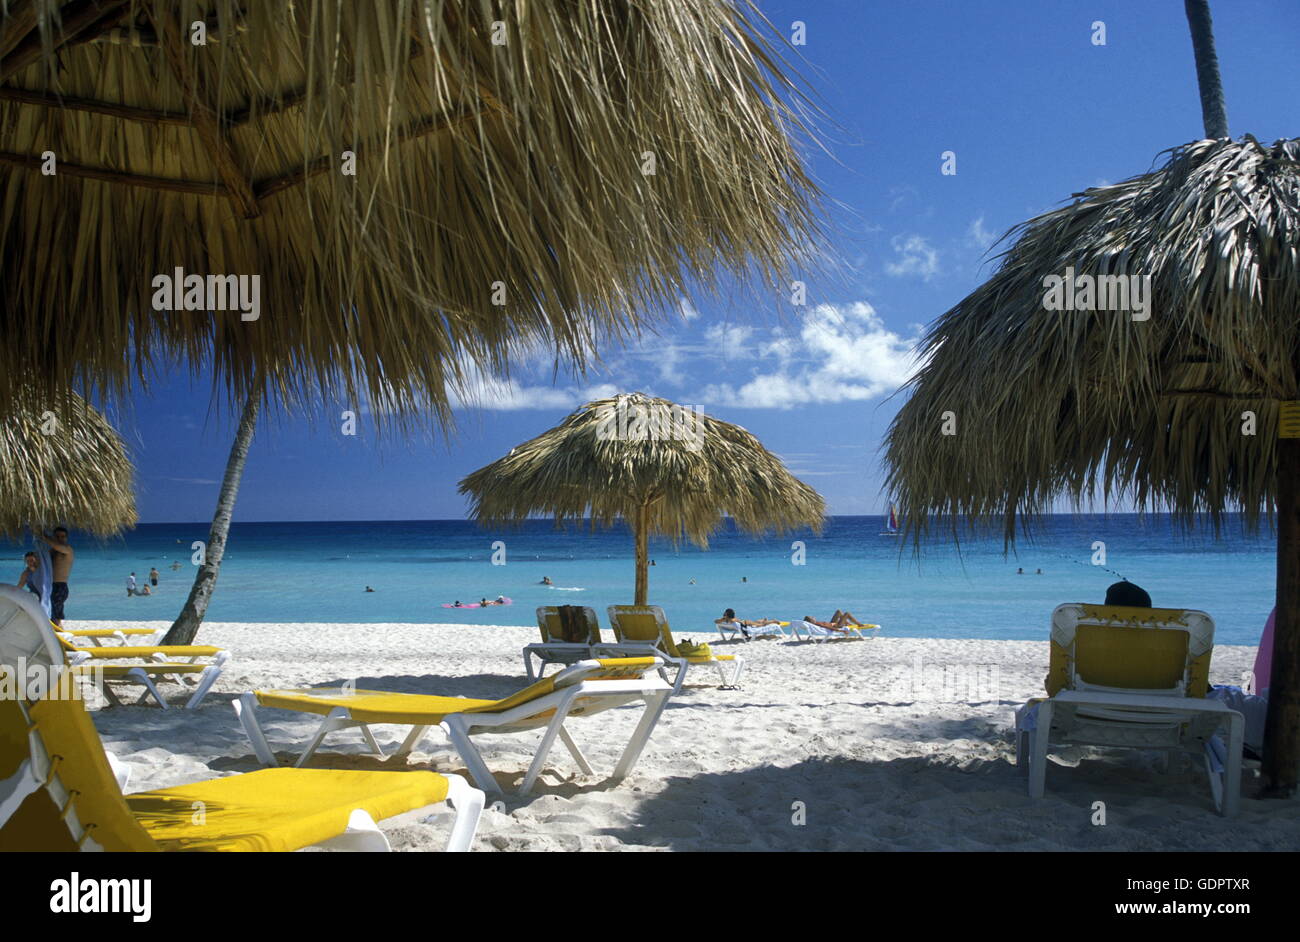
633;496;654;606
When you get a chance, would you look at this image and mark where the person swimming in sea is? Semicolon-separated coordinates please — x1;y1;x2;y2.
365;586;375;592
540;576;553;586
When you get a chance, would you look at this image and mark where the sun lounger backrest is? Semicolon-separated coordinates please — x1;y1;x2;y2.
607;606;678;657
0;587;158;851
536;606;601;644
1048;603;1214;698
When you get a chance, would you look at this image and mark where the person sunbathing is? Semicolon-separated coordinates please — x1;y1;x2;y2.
715;608;782;639
803;610;870;633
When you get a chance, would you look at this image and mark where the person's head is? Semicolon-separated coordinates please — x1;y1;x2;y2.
23;551;37;568
1105;581;1152;608
723;608;736;620
52;526;68;543
130;571;136;576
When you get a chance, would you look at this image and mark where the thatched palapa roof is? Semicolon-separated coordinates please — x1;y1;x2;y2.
0;1;823;417
461;393;825;544
0;393;136;537
884;137;1300;543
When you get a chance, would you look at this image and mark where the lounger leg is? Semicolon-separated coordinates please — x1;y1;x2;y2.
1204;747;1224;814
316;809;392;852
356;723;387;759
612;689;670;781
443;774;486;852
1028;701;1052;799
441;719;500;795
557;726;594;776
1015;728;1029;773
128;667;169;710
233;693;279;767
296;707;352;768
183;663;225;710
394;725;430;759
1220;710;1243;817
523;647;538;682
519;696;580;795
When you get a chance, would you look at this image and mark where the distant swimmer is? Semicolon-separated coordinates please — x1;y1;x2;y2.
540;576;553;586
138;584;152;596
1035;568;1043;575
453;600;463;607
149;567;160;586
689;578;696;585
170;561;182;571
1016;568;1024;575
365;586;375;593
741;576;747;583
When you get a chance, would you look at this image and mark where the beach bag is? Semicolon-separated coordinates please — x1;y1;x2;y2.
555;605;590;644
677;640;712;658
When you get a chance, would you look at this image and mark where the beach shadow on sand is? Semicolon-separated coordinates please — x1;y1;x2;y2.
594;752;1294;851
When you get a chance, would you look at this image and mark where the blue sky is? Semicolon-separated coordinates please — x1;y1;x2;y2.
113;0;1300;523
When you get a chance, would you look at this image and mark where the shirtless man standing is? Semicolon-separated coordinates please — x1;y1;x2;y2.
36;527;74;627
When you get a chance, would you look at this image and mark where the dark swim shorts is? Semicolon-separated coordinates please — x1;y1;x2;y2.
50;582;69;622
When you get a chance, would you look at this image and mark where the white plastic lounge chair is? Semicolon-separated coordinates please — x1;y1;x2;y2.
235;656;673;796
607;605;743;689
524;605;662;680
0;585;483;852
59;626;165;646
1013;603;1243;816
715;619;787;642
53;629;228;709
65;650;229;710
791;618;880;642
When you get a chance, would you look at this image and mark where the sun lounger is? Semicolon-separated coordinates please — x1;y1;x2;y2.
715;619;787;642
65;652;229;710
235;657;673;796
607;605;743;689
0;586;484;852
59;627;164;646
525;606;664;680
1013;603;1243;816
792;619;880;642
54;631;227;709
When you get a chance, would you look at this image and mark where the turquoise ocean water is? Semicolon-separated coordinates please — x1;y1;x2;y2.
0;515;1277;645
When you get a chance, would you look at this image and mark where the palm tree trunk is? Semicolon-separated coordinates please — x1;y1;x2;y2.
1184;0;1229;139
633;500;650;605
161;390;261;645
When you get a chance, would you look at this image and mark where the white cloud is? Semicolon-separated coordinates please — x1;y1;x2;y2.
884;234;940;280
450;360;619;411
703;323;754;360
699;302;921;409
967;216;996;251
678;297;700;321
657;343;685;386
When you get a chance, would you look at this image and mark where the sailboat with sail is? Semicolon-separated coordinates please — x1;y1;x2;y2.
880;503;900;536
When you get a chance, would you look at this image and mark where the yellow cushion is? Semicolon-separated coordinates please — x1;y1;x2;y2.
59;641;223;660
126;767;450;852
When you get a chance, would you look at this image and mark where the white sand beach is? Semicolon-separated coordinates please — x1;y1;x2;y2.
73;620;1299;851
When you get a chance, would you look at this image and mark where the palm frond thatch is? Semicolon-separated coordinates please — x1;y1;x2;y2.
884;136;1300;543
0;394;136;538
461;392;824;543
0;1;823;420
